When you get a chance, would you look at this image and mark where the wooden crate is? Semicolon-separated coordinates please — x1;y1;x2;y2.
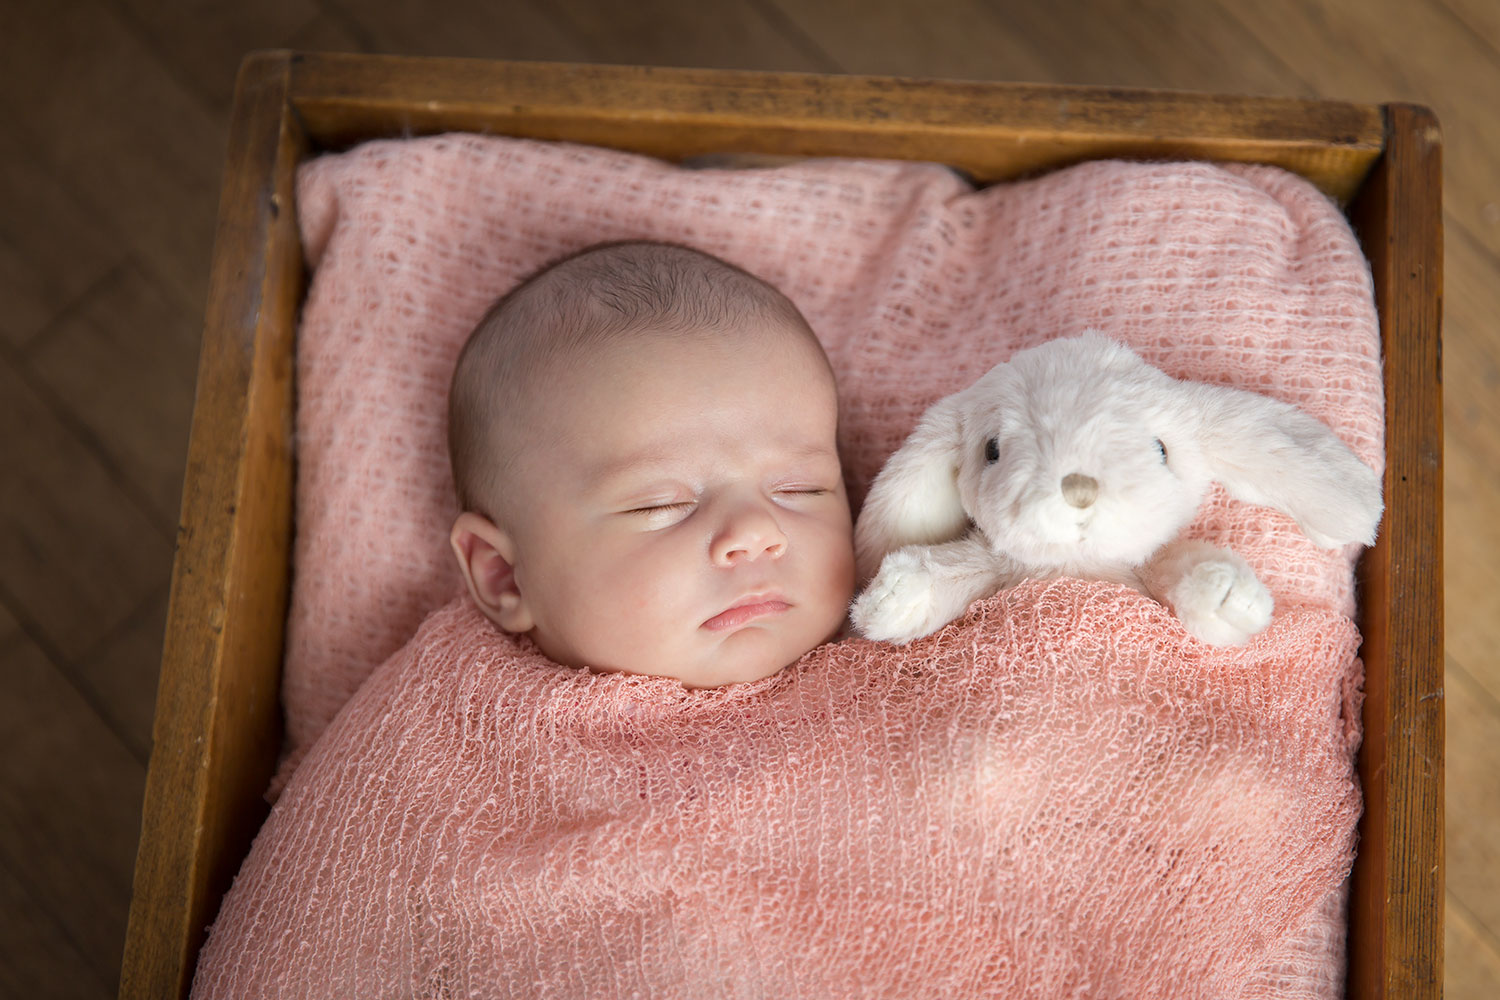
119;51;1443;1000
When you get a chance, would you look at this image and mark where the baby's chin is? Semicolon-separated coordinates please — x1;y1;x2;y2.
604;631;827;689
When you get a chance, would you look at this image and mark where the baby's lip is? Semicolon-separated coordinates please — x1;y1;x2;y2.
702;593;791;631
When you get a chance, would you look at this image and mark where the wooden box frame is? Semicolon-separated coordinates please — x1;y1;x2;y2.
120;51;1443;999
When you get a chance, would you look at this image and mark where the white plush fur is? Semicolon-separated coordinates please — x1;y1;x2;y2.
850;333;1384;646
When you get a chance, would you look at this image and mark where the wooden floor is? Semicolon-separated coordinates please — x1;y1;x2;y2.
0;1;1494;996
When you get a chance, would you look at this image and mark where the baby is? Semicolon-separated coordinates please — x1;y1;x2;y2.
444;240;857;688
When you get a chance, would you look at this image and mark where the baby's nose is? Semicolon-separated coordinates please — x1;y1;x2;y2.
710;502;788;565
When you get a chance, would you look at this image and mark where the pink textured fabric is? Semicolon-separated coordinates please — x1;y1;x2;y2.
195;581;1364;999
278;135;1383;783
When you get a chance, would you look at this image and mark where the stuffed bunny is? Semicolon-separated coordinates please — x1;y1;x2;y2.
850;332;1383;646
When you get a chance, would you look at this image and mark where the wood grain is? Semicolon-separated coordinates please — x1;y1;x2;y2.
1445;657;1500;932
546;0;836;71
766;0;1056;82
0;605;145;991
0;0;225;313
0;132;124;352
1446;893;1500;999
0;359;170;663
117;53;305;1000
1347;102;1445;1000
113;0;326;110
0;861;112;1000
25;265;200;530
75;590;170;765
286;52;1384;202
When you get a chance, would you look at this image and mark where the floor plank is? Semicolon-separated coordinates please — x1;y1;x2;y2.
1215;0;1500;265
0;132;126;352
1447;893;1500;1000
1445;656;1500;934
545;0;836;71
0;604;145;992
0;0;226;314
0;859;112;1000
74;589;169;765
111;0;329;111
1435;0;1500;78
0;357;172;664
1440;225;1500;499
24;262;201;532
765;0;1055;82
985;0;1315;95
1445;439;1500;705
321;0;593;62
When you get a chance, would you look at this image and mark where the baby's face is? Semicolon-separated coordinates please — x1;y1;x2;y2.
492;322;855;687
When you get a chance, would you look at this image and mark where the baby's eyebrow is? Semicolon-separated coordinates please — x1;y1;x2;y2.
588;443;841;490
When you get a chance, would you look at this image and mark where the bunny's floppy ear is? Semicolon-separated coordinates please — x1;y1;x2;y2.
854;392;970;582
1183;381;1383;549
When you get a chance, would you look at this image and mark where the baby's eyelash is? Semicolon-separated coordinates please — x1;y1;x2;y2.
627;501;696;515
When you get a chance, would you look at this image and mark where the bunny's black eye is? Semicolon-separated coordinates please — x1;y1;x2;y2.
1154;438;1168;463
984;437;1000;464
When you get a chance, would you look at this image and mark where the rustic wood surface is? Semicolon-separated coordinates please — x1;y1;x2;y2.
0;1;1491;997
1345;101;1446;999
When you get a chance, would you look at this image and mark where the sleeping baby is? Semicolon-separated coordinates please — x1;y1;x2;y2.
190;239;1363;1000
444;239;857;687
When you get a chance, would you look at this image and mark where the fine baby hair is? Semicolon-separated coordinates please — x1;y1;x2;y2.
850;332;1384;646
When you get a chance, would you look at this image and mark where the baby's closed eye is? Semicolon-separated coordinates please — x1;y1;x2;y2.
626;500;697;514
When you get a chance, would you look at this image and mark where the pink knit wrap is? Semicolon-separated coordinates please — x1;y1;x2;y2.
215;136;1386;997
277;135;1382;783
195;583;1363;998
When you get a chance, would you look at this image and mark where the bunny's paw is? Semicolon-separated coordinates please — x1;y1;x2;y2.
1166;552;1274;646
850;548;945;644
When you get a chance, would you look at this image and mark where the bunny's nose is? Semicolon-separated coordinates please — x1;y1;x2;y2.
1061;473;1099;509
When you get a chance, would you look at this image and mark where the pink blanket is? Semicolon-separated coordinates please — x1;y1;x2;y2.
276;136;1382;786
194;582;1362;998
227;136;1385;996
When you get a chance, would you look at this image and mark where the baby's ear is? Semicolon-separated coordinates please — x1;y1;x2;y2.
450;512;534;633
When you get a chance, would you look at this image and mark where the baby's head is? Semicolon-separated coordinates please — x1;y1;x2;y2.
448;241;856;687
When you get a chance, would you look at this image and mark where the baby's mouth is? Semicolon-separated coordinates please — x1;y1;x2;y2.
702;596;791;631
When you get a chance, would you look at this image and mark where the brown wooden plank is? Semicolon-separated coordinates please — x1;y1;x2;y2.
285;52;1384;201
1445;656;1500;934
118;51;304;1000
1439;0;1500;57
1446;894;1500;1000
547;0;835;71
0;130;125;351
1438;228;1500;578
25;264;199;531
0;857;113;1000
1347;102;1445;1000
952;0;1313;96
113;0;327;110
75;590;169;765
326;0;592;63
0;605;145;991
864;0;1308;95
0;358;171;663
1444;432;1500;705
1216;0;1500;263
281;9;370;54
764;0;1053;82
0;0;225;314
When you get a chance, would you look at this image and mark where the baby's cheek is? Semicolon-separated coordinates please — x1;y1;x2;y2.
592;549;682;627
